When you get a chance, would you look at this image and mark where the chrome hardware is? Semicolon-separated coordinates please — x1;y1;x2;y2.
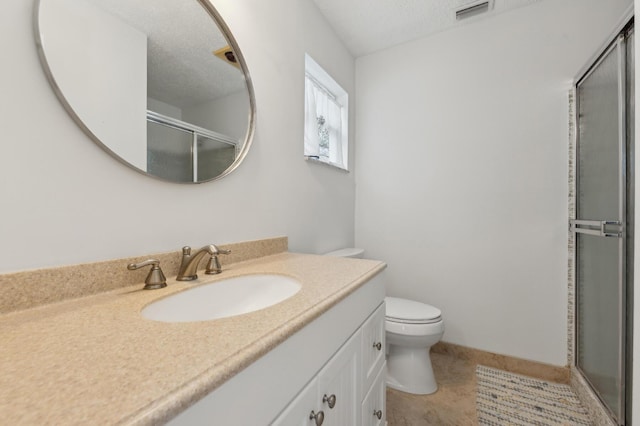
569;219;623;238
373;409;382;419
177;245;231;281
373;341;382;351
309;410;324;425
322;394;336;409
127;259;167;290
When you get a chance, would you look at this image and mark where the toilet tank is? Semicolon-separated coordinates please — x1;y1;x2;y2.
324;248;364;258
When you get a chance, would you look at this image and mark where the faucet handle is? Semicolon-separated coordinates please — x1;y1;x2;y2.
205;248;231;275
127;259;167;290
208;244;230;255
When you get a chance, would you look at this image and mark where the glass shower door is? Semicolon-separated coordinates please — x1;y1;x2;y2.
573;30;631;424
147;120;194;182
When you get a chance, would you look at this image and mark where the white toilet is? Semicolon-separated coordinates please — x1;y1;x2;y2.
324;248;445;395
385;297;444;395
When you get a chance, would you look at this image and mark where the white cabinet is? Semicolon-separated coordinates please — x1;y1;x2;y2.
168;273;386;426
272;303;386;426
272;331;361;426
317;330;361;425
362;362;386;426
271;376;319;426
361;303;385;393
360;303;386;426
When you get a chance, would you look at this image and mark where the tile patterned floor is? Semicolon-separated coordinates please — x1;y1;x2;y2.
386;352;478;425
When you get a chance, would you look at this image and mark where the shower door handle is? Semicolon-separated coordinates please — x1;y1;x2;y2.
570;219;622;238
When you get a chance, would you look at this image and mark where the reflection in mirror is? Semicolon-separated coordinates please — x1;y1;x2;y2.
35;0;255;183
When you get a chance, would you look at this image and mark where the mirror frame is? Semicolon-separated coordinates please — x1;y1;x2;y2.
33;0;256;184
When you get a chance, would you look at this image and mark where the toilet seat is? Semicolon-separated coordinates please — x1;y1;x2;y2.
385;297;442;324
385;318;444;336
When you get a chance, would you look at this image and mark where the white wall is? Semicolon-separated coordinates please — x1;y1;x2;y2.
355;0;631;366
38;0;147;171
148;97;182;120
0;0;355;273
183;90;250;142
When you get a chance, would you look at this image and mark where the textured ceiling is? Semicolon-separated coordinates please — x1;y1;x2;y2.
84;0;246;108
311;0;543;57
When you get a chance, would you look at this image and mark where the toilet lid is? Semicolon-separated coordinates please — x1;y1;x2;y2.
324;248;364;258
385;297;442;324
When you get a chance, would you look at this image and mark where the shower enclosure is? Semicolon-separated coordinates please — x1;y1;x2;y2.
146;111;239;183
571;18;634;425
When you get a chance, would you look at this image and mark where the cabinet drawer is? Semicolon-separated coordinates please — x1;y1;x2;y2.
361;302;385;392
361;362;386;426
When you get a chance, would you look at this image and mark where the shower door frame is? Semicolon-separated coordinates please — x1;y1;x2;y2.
572;15;634;426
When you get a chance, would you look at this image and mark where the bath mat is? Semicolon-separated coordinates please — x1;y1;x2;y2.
476;365;591;426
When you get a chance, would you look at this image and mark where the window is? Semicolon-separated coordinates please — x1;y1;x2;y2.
304;54;348;170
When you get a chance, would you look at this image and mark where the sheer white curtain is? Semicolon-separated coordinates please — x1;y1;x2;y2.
326;96;342;165
304;76;320;158
304;75;343;164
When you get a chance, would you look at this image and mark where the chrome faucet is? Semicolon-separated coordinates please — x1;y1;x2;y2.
176;245;231;281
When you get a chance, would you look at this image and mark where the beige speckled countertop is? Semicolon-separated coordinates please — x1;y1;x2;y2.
0;252;385;425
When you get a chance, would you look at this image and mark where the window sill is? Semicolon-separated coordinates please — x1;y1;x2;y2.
305;156;349;172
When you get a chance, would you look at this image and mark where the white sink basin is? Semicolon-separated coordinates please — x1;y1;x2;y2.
142;274;301;322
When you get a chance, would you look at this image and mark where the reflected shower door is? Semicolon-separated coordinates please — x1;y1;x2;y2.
147;121;194;182
574;26;633;424
196;135;236;182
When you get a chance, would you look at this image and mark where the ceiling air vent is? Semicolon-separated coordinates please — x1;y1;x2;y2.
455;1;492;20
213;46;241;70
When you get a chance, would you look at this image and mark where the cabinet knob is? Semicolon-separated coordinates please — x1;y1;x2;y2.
373;409;383;419
322;393;336;409
373;341;382;351
309;410;324;425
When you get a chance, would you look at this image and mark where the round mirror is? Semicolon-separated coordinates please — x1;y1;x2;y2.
34;0;255;183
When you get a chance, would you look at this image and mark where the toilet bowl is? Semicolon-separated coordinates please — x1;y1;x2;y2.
385;297;444;395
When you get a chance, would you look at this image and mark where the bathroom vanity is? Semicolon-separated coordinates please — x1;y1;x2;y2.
171;273;386;425
0;248;386;425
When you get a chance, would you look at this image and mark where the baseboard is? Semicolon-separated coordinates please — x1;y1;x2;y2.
432;341;570;384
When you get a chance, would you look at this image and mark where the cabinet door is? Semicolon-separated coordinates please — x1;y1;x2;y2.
272;377;320;426
361;362;386;426
361;302;385;392
317;330;362;425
